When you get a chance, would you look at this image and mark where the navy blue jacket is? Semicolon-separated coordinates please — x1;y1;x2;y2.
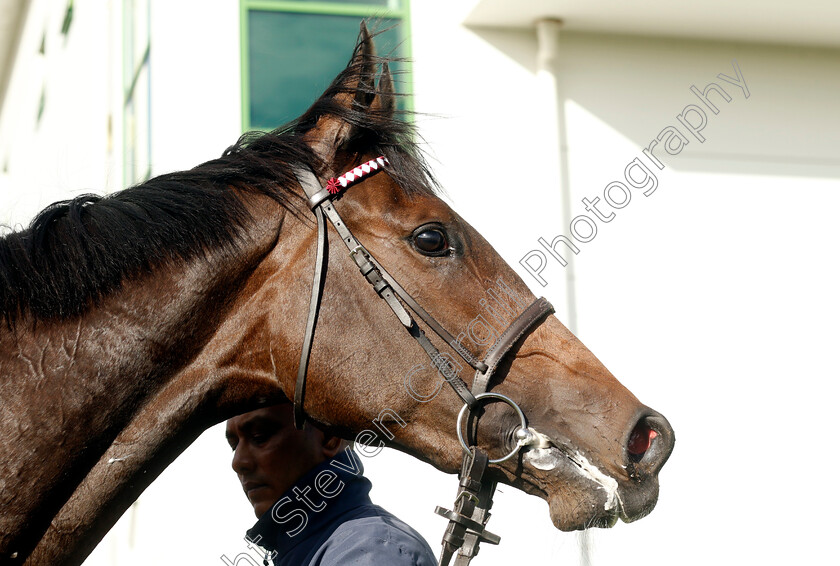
246;454;437;566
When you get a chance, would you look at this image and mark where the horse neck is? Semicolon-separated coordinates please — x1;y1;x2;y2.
0;194;284;563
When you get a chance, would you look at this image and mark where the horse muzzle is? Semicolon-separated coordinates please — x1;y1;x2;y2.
522;408;675;530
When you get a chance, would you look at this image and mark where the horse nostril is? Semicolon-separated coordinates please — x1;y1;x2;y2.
626;412;675;473
627;421;657;459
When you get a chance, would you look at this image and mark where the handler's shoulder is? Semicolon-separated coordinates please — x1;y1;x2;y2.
317;505;437;566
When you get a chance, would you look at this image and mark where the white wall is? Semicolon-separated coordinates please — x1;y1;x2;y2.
408;5;840;565
3;1;839;565
0;0;120;228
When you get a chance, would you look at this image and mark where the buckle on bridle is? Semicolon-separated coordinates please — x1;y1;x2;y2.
348;244;365;260
454;490;480;507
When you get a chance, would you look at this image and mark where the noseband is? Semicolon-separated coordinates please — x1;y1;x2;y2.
293;158;554;565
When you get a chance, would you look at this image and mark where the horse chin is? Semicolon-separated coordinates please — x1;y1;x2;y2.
539;463;662;531
521;444;618;530
523;439;660;531
546;492;621;531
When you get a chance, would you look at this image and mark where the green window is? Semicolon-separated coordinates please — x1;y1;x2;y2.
240;1;411;131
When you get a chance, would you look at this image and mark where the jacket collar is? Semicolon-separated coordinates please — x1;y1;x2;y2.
246;451;371;557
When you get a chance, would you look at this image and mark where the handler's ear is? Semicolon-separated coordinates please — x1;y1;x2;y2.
321;435;345;459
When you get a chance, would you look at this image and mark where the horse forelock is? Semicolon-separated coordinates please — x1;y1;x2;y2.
0;28;437;327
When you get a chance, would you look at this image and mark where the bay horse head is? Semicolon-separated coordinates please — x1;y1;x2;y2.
1;24;674;566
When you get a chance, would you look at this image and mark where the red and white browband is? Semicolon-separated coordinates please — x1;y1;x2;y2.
326;156;389;195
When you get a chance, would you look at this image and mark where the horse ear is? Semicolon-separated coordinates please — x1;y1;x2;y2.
372;61;396;115
354;22;377;108
304;22;394;166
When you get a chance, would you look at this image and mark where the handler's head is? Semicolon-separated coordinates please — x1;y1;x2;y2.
225;402;343;517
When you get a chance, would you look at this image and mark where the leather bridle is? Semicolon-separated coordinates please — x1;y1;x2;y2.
293;157;554;565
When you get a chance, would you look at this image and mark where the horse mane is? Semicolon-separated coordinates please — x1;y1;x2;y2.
0;34;437;325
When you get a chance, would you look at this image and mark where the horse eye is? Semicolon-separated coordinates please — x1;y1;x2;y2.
413;227;449;256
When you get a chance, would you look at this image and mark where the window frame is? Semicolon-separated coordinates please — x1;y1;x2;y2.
123;0;152;185
239;0;413;132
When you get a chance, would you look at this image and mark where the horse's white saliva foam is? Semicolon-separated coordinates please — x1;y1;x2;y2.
568;449;621;512
521;428;562;470
524;447;564;470
107;455;130;464
523;428;622;512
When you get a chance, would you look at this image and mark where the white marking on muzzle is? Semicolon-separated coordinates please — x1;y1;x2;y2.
522;429;622;512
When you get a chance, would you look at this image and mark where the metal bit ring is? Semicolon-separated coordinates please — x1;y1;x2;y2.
456;392;530;464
